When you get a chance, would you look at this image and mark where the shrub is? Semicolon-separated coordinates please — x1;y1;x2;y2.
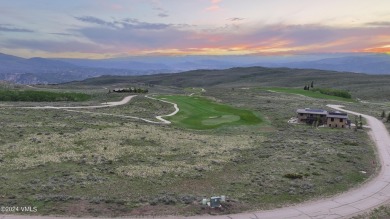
284;173;303;179
0;90;91;102
311;88;352;99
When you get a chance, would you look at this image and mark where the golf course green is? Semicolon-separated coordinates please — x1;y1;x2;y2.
158;95;262;129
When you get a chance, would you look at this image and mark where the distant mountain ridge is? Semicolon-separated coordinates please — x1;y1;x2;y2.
1;52;390;84
0;53;148;84
273;55;390;74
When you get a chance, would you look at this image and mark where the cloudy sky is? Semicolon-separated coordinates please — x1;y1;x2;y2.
1;0;390;58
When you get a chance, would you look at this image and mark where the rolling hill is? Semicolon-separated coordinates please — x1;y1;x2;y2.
71;66;390;101
0;53;143;84
2;52;390;84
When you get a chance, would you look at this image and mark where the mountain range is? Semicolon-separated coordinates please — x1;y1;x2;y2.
0;52;389;84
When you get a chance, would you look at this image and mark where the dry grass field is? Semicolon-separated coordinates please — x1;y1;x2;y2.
0;82;379;217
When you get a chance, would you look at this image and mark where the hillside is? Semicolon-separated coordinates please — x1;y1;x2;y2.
58;53;390;75
275;54;390;74
1;67;383;217
2;53;390;84
0;53;141;84
70;66;390;101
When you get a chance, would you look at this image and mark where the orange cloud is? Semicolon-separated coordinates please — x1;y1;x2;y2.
362;45;390;53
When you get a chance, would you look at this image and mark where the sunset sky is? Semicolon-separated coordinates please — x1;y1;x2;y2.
1;0;390;58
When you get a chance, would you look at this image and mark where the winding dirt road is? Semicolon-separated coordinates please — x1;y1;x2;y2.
17;95;179;124
1;105;390;219
21;95;137;109
145;95;179;124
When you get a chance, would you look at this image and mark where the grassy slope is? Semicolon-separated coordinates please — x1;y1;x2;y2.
158;95;262;129
71;66;390;101
264;87;355;102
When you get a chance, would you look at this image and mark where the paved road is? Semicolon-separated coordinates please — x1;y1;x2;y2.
1;105;390;219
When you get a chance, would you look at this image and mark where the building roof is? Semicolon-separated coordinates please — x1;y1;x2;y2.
327;111;348;119
297;108;328;115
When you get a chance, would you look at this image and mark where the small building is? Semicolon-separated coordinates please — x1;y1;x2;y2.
327;111;348;128
296;108;328;125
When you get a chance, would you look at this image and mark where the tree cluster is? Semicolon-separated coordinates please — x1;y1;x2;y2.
0;90;90;102
312;88;352;99
355;115;363;130
110;88;148;93
304;81;314;90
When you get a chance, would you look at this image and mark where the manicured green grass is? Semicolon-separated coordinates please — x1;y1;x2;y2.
263;87;355;102
157;95;262;129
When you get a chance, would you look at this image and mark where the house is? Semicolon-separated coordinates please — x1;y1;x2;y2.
327;111;348;128
296;108;328;125
296;108;349;128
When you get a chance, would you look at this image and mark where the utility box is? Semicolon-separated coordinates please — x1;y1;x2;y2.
210;196;221;208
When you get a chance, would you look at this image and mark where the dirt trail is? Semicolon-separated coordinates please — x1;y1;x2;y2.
145;95;179;124
14;95;179;124
21;95;136;109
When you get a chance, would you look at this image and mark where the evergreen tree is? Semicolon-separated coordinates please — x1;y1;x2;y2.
381;110;386;119
387;113;390;122
304;85;307;90
311;81;314;88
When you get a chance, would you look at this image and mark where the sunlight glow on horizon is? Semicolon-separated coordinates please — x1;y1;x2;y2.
1;0;390;58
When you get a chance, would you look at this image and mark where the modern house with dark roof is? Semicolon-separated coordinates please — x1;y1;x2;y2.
296;108;349;128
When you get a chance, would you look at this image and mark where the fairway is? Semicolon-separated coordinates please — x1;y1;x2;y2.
264;87;355;102
158;95;262;129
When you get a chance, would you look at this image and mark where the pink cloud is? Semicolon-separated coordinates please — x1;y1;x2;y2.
205;5;221;11
205;0;223;11
111;4;124;11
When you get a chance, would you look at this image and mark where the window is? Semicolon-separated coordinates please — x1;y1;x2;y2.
299;113;303;116
342;125;344;128
331;118;334;122
329;124;331;127
340;118;343;122
335;124;338;128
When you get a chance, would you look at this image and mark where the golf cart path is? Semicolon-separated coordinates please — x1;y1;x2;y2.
18;95;179;124
2;105;390;219
21;95;137;109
